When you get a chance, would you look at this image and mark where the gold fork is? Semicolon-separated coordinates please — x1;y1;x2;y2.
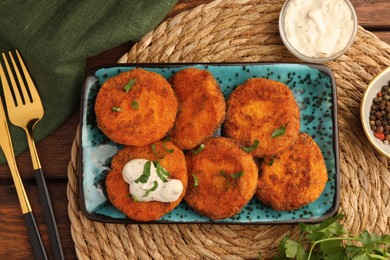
0;81;47;260
0;50;64;260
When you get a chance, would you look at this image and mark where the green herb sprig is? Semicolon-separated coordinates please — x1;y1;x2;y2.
134;161;151;183
123;78;136;93
220;170;245;189
272;125;286;138
144;180;158;197
163;137;174;153
152;143;165;160
243;140;259;152
155;162;170;183
272;214;390;260
192;173;199;188
192;144;205;154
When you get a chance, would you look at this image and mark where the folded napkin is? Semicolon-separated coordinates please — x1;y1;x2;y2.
0;1;177;163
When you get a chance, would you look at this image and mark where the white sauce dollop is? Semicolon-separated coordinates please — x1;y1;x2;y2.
122;159;183;202
283;0;355;58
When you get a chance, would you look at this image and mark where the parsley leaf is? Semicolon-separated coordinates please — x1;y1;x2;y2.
268;214;390;260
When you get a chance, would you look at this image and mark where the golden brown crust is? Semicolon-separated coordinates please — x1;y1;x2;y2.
184;137;258;220
105;141;187;221
256;133;328;211
170;68;226;150
223;78;300;157
95;68;178;146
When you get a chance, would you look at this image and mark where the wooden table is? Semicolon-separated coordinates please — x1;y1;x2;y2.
0;1;389;259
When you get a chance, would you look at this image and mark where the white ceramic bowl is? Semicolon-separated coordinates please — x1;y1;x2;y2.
361;67;390;158
279;0;358;63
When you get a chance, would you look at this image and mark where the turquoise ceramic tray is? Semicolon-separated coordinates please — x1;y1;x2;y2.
79;63;340;224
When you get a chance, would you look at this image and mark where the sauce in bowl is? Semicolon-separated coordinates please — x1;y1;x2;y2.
279;0;357;62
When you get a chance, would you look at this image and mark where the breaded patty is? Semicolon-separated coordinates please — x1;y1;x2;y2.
95;68;178;146
256;133;328;211
184;137;258;220
223;78;300;157
105;141;187;221
169;68;226;150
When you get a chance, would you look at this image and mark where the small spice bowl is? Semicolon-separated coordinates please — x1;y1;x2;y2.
361;67;390;158
279;0;358;63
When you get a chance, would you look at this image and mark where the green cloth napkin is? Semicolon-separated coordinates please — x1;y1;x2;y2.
0;0;177;164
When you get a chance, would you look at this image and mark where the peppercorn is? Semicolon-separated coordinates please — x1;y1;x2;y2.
369;83;390;145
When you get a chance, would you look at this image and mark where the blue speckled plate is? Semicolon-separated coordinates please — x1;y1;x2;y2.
79;63;340;224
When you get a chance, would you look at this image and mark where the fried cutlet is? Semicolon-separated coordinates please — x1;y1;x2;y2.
169;68;226;150
105;140;187;221
223;78;300;157
95;68;178;146
256;132;328;211
184;137;258;220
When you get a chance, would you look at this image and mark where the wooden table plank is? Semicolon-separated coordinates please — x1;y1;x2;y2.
353;1;390;30
0;181;76;259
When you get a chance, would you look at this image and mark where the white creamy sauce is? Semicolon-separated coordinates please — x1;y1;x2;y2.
284;0;355;58
122;159;183;202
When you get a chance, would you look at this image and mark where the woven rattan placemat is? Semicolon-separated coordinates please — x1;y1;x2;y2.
67;0;390;258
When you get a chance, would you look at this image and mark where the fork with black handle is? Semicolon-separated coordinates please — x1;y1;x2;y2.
0;85;47;260
0;50;64;260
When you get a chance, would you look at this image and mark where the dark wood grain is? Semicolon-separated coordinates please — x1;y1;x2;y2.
0;182;76;259
0;0;389;259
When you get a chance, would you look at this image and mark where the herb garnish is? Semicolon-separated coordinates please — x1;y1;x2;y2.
131;100;139;110
155;162;170;183
220;170;244;189
192;173;199;188
163;137;174;153
112;106;122;112
135;160;151;183
231;171;244;179
272;214;390;260
242;139;259;152
123;78;136;93
144;180;158;197
272;125;286;137
265;158;274;166
131;194;138;202
192;144;205;154
152;143;165;160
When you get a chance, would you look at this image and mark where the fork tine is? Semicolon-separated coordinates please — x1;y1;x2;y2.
1;52;23;107
8;51;31;104
15;50;41;104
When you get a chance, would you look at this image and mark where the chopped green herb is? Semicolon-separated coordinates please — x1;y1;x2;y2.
242;139;259;152
220;170;230;189
192;144;205;154
272;125;286;138
270;214;390;260
131;100;139;110
144;180;158;197
152;143;165;160
163;137;174;153
231;171;244;179
135;161;151;183
112;106;122;112
131;194;138;202
192;173;199;188
123;78;136;93
265;158;274;166
220;170;228;179
156;162;170;183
